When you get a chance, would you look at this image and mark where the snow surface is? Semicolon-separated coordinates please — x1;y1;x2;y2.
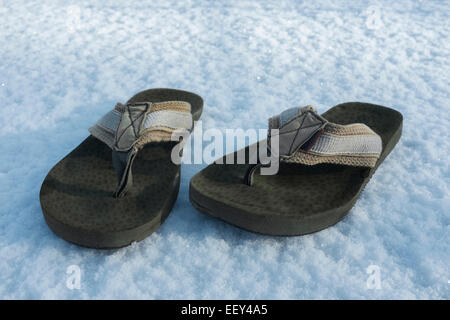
0;0;449;299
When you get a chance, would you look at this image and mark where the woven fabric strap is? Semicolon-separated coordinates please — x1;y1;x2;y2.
88;100;192;197
269;106;382;168
89;101;192;151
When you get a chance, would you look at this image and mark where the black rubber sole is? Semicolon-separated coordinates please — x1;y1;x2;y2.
189;103;403;236
40;88;203;248
44;174;180;249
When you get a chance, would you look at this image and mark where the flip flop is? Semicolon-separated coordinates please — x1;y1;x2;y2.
190;102;402;235
40;88;203;248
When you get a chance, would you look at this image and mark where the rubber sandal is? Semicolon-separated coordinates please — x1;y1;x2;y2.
40;88;203;248
190;102;402;235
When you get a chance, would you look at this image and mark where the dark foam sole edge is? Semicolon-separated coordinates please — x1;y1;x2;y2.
42;174;180;249
189;122;403;236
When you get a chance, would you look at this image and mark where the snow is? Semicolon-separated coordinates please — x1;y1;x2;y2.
0;0;449;299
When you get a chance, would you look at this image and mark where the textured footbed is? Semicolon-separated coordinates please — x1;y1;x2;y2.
190;102;403;236
40;88;203;248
